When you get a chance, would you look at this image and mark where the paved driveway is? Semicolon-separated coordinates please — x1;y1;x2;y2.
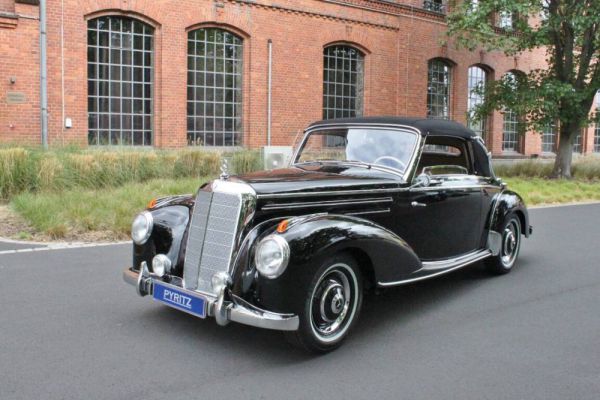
1;204;599;400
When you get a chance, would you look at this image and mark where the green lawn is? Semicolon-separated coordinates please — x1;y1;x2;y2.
505;178;600;206
6;177;600;240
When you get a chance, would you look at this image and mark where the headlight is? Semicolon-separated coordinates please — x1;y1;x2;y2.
255;235;290;279
131;211;153;245
152;254;171;277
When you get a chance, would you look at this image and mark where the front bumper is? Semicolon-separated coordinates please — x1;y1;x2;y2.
123;264;299;331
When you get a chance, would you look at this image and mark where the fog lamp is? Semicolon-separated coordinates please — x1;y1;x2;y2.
152;254;171;277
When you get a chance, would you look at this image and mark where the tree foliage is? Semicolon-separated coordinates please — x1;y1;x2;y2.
447;0;600;178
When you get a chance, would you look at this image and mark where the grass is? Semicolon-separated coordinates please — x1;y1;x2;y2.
0;147;262;200
8;175;600;240
2;146;600;240
504;178;600;206
10;177;205;240
494;156;600;179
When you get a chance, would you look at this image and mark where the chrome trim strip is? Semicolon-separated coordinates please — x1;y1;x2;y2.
377;249;492;287
257;183;500;199
261;196;393;211
409;184;490;192
346;208;391;216
256;186;405;199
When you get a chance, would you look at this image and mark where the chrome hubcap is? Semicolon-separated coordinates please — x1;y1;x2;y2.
501;220;520;268
310;263;357;342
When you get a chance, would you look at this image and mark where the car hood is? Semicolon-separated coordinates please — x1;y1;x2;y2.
230;165;405;197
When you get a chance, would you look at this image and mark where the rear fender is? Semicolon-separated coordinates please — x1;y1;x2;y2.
487;190;531;237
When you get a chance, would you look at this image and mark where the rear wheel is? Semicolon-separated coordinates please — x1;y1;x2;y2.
285;253;363;353
486;214;522;275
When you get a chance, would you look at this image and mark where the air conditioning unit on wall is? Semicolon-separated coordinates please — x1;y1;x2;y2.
262;146;293;170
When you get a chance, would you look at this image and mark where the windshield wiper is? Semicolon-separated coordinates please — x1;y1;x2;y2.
296;159;345;165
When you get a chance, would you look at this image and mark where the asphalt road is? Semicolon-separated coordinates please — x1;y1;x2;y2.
1;204;599;400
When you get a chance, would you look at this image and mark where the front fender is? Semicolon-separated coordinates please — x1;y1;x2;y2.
252;214;421;314
487;190;531;237
132;203;191;276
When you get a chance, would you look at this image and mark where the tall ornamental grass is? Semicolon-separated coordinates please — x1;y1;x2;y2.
0;148;221;200
0;147;265;200
493;157;600;179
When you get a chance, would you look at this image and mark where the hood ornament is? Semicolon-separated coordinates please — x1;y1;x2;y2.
220;158;230;180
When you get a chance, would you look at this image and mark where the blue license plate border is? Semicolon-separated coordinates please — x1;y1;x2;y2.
152;281;208;319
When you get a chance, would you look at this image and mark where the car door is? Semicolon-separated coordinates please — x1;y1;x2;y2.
385;137;483;260
400;175;482;260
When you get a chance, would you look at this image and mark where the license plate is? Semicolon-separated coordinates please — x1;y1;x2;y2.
152;281;207;318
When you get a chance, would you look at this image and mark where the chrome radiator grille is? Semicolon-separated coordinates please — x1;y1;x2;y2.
183;190;243;294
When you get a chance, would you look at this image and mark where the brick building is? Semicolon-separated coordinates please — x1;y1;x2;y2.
1;0;599;155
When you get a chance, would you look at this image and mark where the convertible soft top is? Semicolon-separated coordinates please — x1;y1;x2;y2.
308;116;478;139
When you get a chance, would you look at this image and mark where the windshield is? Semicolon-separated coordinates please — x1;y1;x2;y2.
294;128;418;174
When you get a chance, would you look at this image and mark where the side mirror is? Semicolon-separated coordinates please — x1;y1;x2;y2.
413;173;431;188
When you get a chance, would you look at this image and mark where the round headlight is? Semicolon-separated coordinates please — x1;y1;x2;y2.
152;254;171;277
255;235;290;279
131;211;153;245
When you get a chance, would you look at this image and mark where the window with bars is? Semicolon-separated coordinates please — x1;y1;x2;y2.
541;122;556;153
87;17;153;146
595;123;600;153
427;59;452;120
467;66;487;139
323;45;364;120
423;0;446;14
502;110;520;152
187;28;243;146
497;11;515;30
573;131;583;153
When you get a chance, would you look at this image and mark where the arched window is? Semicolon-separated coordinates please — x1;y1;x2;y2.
187;28;243;146
502;72;521;152
323;45;364;120
467;65;488;138
87;16;154;145
427;59;452;120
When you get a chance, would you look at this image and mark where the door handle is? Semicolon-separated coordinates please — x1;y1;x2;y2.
411;201;427;207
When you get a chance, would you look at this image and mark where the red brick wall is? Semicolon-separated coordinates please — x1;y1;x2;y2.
0;0;14;13
0;3;40;145
2;0;595;156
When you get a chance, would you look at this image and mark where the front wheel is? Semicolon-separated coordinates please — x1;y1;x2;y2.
285;253;363;353
486;214;522;275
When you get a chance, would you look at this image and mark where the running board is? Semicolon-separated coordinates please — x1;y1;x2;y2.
378;249;492;287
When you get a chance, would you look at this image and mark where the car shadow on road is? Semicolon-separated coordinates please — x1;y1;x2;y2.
134;258;531;363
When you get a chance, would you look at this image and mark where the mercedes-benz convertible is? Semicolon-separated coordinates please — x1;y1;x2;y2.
123;117;532;352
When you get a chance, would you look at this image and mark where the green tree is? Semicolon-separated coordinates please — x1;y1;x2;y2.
448;0;600;178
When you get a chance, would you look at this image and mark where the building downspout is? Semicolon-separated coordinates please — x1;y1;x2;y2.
39;0;48;149
267;39;272;146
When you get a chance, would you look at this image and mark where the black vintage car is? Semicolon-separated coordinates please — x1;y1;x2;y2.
123;117;532;352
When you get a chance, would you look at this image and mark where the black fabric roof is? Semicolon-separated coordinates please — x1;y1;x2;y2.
308;116;477;139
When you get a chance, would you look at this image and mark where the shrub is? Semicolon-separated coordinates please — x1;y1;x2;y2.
172;150;221;178
229;150;263;174
494;158;600;180
0;148;39;199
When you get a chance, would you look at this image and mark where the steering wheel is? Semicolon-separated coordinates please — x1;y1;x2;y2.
373;156;406;171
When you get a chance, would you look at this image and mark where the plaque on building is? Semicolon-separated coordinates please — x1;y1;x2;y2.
6;92;26;104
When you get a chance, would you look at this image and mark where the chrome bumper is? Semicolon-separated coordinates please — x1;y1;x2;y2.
122;265;299;332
